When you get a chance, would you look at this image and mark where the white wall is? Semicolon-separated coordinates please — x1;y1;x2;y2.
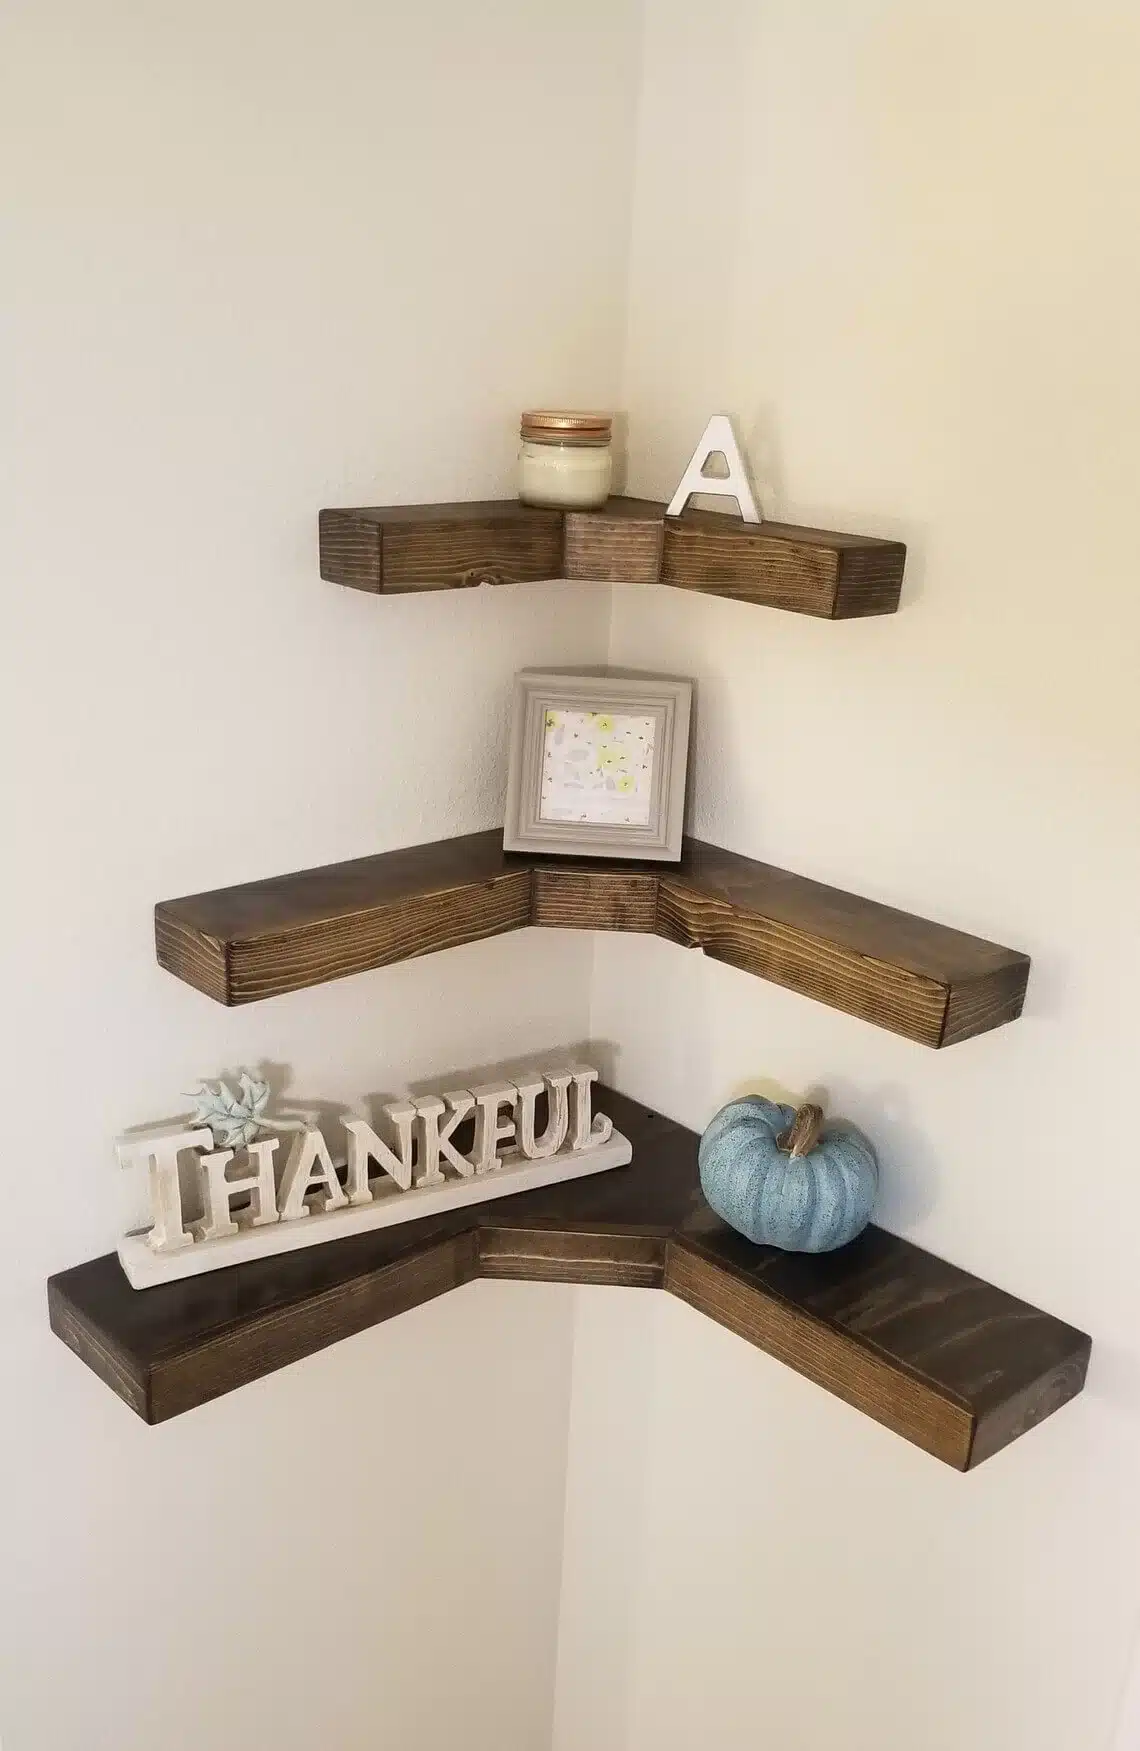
556;6;1140;1751
0;3;641;1746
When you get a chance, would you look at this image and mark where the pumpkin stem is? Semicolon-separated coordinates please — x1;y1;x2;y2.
777;1103;824;1159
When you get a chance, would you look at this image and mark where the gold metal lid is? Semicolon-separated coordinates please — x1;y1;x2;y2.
521;409;612;443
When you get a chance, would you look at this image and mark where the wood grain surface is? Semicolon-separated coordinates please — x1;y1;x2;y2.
48;1091;1089;1468
320;501;563;593
319;498;905;617
156;832;533;1005
661;509;907;618
562;498;665;584
530;862;659;935
155;831;1030;1046
656;840;1029;1048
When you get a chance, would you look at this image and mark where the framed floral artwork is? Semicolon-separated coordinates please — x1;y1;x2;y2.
503;669;693;861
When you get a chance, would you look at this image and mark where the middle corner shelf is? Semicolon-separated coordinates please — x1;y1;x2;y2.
154;831;1029;1048
318;496;906;619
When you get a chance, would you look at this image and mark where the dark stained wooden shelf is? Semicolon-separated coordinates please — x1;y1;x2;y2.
155;831;1029;1046
47;1092;1089;1468
319;498;906;619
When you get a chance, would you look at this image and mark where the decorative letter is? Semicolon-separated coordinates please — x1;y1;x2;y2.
343;1103;416;1201
278;1128;347;1222
196;1138;280;1242
567;1067;614;1152
468;1082;519;1175
665;414;760;524
118;1128;212;1254
515;1071;571;1160
414;1091;476;1185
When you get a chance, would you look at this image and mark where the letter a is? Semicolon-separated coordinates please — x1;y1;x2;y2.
278;1128;348;1222
665;414;761;524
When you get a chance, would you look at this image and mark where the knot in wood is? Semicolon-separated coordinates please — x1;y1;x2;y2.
458;565;506;589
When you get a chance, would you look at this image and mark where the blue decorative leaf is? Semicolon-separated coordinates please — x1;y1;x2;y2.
185;1072;274;1149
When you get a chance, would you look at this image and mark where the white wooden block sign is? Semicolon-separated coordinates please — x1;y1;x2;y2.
666;413;761;524
117;1065;630;1289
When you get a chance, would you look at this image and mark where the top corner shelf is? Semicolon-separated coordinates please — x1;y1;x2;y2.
318;497;906;620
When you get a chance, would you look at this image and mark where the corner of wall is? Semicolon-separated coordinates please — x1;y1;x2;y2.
549;1284;661;1751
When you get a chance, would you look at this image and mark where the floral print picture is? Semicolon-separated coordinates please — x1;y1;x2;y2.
538;709;657;827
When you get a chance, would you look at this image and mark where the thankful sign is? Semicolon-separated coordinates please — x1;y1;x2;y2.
117;1065;630;1290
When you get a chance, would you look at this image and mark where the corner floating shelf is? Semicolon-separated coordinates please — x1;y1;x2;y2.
319;497;906;619
50;481;1074;1471
155;830;1029;1047
47;1091;1089;1467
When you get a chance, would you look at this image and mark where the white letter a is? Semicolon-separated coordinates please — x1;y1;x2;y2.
666;414;761;524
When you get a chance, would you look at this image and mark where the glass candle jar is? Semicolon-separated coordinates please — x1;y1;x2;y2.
518;410;613;509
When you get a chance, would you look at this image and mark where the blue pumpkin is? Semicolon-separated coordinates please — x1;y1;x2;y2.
698;1097;877;1253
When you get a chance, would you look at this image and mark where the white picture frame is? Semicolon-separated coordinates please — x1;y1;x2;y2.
503;668;693;862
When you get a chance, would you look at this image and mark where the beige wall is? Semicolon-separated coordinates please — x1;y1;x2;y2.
0;4;640;1747
557;6;1140;1750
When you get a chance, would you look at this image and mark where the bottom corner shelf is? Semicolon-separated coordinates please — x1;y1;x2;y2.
47;1090;1087;1470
